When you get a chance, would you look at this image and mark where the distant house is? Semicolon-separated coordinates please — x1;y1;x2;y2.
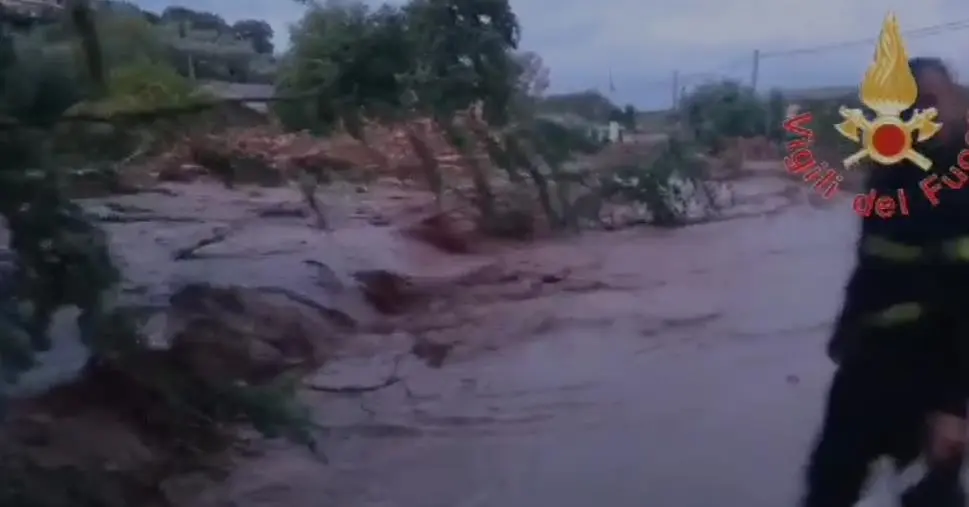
0;0;63;13
538;113;627;144
0;0;63;24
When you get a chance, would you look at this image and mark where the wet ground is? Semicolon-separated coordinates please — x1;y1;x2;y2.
178;184;923;507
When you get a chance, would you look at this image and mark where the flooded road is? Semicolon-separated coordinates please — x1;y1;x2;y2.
188;194;919;507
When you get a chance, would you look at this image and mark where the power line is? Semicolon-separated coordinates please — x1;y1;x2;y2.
635;57;750;91
630;16;969;104
761;18;969;58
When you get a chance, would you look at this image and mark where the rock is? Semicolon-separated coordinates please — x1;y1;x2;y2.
353;270;422;315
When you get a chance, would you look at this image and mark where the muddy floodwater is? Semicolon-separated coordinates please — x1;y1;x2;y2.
21;177;941;507
170;186;944;507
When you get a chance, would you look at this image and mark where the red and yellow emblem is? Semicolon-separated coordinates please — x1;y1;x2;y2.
835;12;942;170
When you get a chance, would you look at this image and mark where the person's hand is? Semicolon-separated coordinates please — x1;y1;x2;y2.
927;412;966;463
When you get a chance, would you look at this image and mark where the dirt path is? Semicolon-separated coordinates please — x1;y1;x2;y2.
174;187;932;507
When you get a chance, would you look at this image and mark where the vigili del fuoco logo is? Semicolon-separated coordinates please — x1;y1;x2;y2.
781;12;969;218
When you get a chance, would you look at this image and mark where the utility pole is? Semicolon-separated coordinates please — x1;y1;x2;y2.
751;49;760;91
187;53;196;81
671;70;679;109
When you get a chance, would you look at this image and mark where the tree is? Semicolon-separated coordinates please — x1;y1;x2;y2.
278;0;522;222
161;6;228;32
621;104;637;130
142;10;160;24
680;80;767;153
281;0;602;232
233;19;274;54
404;0;521;223
607;107;623;124
539;90;619;122
403;0;520;122
513;51;549;99
764;88;787;141
275;1;412;134
91;7;167;71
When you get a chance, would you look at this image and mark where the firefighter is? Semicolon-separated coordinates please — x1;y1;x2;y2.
802;57;969;507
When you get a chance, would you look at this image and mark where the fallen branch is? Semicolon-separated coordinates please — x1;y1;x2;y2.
306;376;401;394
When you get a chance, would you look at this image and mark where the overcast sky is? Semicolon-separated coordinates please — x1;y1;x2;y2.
132;0;969;110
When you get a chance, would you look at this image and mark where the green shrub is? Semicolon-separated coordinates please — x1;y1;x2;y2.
56;60;212;161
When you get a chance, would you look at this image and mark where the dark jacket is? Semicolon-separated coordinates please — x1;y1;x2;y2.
828;134;969;414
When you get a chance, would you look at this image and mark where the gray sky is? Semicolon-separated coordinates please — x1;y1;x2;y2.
133;0;969;110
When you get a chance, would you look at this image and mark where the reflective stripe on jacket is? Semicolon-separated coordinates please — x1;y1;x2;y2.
859;235;969;326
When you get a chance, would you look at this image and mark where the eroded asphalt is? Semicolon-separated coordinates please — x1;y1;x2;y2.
181;191;936;507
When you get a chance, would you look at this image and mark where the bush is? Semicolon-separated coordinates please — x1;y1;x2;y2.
679;80;782;154
58;60;212;162
68;59;207;115
596;136;714;226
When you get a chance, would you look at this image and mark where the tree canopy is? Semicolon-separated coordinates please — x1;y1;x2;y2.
8;0;278;83
678;80;790;152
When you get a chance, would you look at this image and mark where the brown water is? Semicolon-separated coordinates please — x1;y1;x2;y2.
176;188;934;507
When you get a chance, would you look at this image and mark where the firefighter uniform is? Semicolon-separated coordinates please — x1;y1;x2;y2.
803;135;969;507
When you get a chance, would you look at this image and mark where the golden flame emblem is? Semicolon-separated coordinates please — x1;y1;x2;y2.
835;12;942;170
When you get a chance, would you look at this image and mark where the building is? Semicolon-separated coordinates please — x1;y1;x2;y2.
538;113;628;144
198;81;275;114
0;0;63;18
